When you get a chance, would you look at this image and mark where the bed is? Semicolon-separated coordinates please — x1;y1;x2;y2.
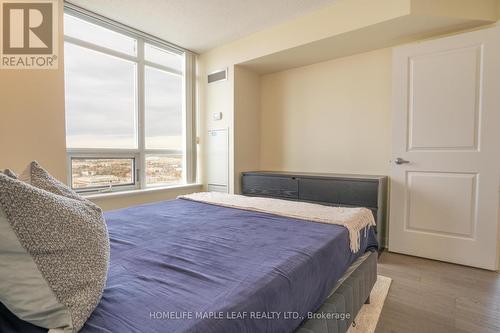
0;196;378;333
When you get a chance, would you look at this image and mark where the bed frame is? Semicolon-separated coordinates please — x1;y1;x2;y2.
296;251;377;333
241;171;384;332
241;171;388;248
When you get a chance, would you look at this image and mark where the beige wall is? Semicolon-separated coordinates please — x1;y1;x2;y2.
260;48;392;175
199;0;496;192
234;66;261;193
200;0;411;69
199;0;414;193
411;0;497;21
0;0;67;181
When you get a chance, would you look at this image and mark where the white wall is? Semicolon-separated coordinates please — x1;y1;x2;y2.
260;48;392;175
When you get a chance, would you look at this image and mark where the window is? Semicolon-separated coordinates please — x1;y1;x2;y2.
64;6;196;193
65;43;137;149
71;158;135;190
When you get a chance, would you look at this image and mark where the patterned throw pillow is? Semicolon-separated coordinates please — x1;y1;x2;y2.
2;169;17;179
0;173;109;333
20;161;87;202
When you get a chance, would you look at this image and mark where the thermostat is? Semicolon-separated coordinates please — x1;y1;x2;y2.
212;112;223;121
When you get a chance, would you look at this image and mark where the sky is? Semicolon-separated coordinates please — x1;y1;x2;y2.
64;17;183;151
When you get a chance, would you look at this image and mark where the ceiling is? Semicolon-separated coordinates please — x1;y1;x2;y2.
67;0;338;53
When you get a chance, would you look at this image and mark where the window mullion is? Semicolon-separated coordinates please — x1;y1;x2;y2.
64;37;138;63
143;60;182;76
137;39;146;189
185;52;196;184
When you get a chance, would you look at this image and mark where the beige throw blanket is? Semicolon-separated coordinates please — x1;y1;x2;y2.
179;192;376;252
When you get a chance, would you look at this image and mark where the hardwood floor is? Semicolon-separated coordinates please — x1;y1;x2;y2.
375;252;500;333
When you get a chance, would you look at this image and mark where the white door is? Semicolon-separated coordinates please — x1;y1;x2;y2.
389;26;500;270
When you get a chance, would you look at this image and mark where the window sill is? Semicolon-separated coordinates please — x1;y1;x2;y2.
82;183;202;200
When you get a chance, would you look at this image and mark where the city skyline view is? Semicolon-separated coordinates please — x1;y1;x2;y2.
72;155;183;190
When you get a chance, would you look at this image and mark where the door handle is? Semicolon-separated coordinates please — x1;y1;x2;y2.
395;157;410;165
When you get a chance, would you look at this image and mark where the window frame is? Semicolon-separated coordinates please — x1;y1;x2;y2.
64;4;197;194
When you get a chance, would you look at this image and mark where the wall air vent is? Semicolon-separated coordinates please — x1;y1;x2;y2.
208;69;227;84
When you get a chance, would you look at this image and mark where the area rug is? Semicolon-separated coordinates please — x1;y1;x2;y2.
347;275;392;333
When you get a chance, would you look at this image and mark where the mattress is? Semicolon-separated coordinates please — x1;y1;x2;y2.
0;198;377;333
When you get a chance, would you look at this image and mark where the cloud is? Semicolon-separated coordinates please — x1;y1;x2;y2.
64;42;183;149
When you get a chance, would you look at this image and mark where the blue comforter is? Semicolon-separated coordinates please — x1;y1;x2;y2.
1;198;377;333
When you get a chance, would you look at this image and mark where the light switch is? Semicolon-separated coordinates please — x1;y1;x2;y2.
212;112;223;121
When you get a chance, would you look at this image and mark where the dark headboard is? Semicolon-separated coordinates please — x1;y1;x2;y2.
241;171;388;248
